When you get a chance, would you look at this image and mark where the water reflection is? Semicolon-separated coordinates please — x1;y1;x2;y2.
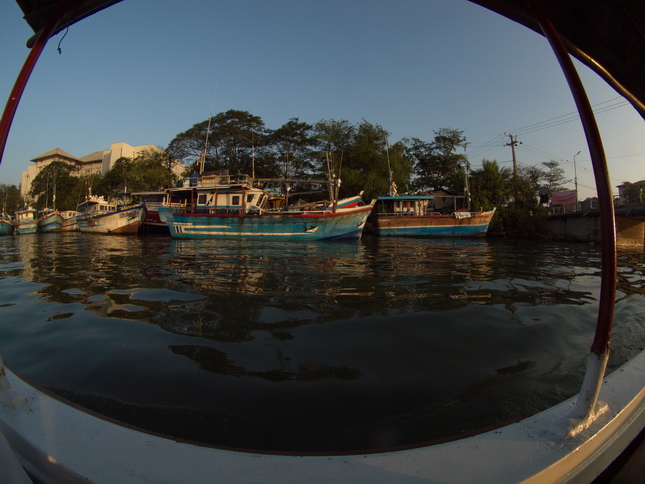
0;233;643;451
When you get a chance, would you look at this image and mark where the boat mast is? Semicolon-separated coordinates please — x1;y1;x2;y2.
199;114;213;176
52;169;56;210
385;139;397;196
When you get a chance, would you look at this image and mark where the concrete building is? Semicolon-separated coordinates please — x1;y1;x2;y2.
21;142;180;199
617;180;645;205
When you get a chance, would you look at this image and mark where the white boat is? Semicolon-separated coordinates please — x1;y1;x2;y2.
76;197;146;235
60;210;80;232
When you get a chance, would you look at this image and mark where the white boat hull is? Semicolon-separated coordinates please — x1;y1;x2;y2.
78;205;145;235
1;350;643;483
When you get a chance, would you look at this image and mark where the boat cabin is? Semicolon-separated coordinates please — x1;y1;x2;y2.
167;173;270;215
374;193;467;216
77;197;118;216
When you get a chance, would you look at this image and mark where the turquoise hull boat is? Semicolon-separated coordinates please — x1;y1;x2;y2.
158;173;373;240
38;209;63;233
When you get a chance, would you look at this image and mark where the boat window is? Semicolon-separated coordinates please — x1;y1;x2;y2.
247;194;254;203
232;195;240;205
197;194;207;205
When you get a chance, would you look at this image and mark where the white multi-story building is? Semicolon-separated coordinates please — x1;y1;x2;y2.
21;142;181;199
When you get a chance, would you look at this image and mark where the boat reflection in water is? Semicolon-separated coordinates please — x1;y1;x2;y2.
0;233;643;452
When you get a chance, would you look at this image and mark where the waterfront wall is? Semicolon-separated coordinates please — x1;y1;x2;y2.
543;206;645;250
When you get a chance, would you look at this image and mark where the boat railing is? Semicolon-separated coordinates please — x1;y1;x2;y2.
197;173;253;188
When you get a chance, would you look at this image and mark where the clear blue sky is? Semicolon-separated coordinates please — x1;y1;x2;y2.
1;0;643;200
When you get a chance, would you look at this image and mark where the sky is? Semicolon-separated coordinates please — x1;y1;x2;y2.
1;0;643;201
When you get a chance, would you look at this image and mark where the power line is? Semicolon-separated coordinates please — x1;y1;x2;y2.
467;97;630;161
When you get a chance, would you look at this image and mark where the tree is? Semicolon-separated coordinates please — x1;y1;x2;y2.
0;184;22;214
29;161;79;210
622;184;643;204
469;160;512;210
269;118;315;179
167;110;270;176
166;119;212;171
407;128;469;193
131;149;178;190
209;110;269;175
95;150;179;196
540;160;570;193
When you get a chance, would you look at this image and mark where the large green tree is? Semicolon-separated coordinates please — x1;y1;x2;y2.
29;161;80;210
407;128;469;193
167;110;270;176
1;184;22;214
269;118;315;179
469;160;512;210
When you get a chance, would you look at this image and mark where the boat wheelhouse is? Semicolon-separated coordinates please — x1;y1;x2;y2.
13;207;38;235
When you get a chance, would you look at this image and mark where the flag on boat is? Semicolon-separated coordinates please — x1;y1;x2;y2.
551;190;577;205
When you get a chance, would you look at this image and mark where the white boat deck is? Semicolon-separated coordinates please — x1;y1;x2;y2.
1;350;643;483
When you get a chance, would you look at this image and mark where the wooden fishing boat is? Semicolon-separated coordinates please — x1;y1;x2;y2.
368;194;496;237
76;197;146;235
13;207;37;235
60;210;80;232
158;173;374;240
0;214;13;235
37;208;63;233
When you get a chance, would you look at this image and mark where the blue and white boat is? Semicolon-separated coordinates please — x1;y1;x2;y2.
159;173;374;240
37;208;63;233
13;207;38;235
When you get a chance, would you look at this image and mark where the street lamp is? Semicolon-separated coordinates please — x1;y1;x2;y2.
574;151;581;211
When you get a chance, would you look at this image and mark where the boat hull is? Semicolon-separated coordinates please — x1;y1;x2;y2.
78;205;145;235
15;222;37;235
369;209;496;237
159;204;373;240
0;220;12;235
38;212;63;233
60;211;79;232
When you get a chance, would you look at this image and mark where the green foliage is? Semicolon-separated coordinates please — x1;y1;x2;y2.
0;184;22;214
96;149;178;197
407;128;468;193
540;160;570;193
167;109;270;176
622;184;643;204
469;160;511;210
269;118;315;179
29;161;81;210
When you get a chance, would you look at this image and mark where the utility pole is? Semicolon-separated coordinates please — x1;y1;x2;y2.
505;134;521;201
505;133;520;177
574;150;581;211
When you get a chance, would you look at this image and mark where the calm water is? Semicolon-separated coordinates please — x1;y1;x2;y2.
0;233;644;453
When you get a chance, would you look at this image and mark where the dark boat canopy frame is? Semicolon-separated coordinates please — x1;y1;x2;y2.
2;0;643;427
